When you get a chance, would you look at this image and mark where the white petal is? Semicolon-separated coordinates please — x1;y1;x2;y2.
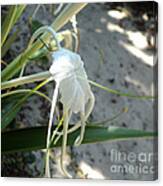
59;75;85;113
49;48;94;114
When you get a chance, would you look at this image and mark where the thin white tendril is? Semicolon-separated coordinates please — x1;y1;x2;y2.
74;92;95;146
53;92;95;147
19;26;61;77
74;112;86;146
54;4;64;15
28;26;61;50
46;82;59;148
47;92;94;178
48;79;95;145
62;93;95;177
49;55;95;177
45;80;59;178
70;15;79;52
19;25;95;179
60;109;72;178
27;26;62;177
70;15;78;34
32;5;41;20
31;5;46;20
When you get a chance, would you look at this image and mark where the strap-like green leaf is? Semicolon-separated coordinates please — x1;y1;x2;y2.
1;89;51;102
1;5;26;47
1;94;24;129
12;5;26;27
2;125;157;154
89;79;155;99
1;79;50;129
1;6;18;46
1;29;19;58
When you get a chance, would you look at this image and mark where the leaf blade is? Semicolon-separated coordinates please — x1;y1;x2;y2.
1;125;157;154
1;29;20;58
1;5;18;46
1;79;50;129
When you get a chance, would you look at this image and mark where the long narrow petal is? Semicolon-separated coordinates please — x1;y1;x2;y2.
74;112;86;146
60;110;72;178
45;82;59;177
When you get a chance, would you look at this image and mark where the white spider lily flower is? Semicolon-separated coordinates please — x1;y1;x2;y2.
31;26;95;178
48;48;95;178
49;48;93;114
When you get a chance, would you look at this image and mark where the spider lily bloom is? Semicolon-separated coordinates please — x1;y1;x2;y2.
48;48;95;177
50;48;94;115
28;26;95;178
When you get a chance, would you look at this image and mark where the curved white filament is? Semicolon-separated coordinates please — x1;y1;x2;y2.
45;81;59;178
29;26;61;50
60;109;72;178
74;92;95;146
27;26;95;178
20;26;61;77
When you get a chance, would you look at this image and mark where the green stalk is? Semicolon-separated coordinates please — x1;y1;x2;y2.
1;71;50;90
1;78;51;129
89;107;128;126
1;71;155;100
1;6;18;46
1;3;87;81
12;5;26;26
1;5;26;47
1;89;51;103
88;79;155;99
1;29;20;57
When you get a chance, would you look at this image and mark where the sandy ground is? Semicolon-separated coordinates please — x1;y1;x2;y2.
55;4;156;180
2;3;157;180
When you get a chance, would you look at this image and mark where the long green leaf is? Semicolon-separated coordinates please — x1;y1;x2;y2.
1;89;51;102
1;29;19;58
88;79;155;99
1;5;18;46
1;125;157;153
1;71;156;100
1;79;50;129
1;88;51;128
12;5;26;27
1;71;50;90
1;94;24;129
1;5;26;49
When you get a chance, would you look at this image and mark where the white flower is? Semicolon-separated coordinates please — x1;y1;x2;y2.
50;48;93;114
48;48;95;177
31;26;95;178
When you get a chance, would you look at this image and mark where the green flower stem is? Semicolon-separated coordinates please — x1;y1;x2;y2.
1;5;26;47
12;5;26;26
1;3;87;81
1;6;18;46
1;71;51;90
1;89;51;103
88;79;155;99
1;71;155;100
